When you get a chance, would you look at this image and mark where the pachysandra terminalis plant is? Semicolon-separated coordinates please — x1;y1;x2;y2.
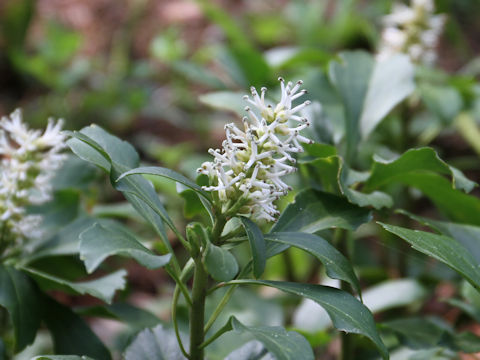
378;0;445;64
63;77;389;360
0;109;66;257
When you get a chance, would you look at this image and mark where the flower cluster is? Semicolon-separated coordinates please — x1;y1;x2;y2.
198;78;312;222
0;109;67;248
378;0;445;64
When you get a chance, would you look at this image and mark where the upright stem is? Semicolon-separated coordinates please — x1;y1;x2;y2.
189;257;208;360
334;229;354;360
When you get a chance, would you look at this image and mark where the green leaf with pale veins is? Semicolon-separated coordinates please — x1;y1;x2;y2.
265;232;361;296
79;223;171;273
380;223;480;292
230;280;388;360
0;265;41;352
240;217;266;278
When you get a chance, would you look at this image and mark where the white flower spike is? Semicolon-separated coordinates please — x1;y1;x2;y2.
378;0;446;65
0;109;67;249
198;78;313;222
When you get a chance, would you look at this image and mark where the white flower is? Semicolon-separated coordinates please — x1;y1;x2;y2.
0;109;67;249
378;0;446;65
197;78;313;222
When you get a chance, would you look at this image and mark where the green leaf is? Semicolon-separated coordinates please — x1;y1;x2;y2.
264;232;361;296
398;210;480;263
328;51;414;161
365;148;479;225
365;148;464;191
359;54;415;138
79;223;171;273
76;303;161;330
24;217;97;263
67;126;171;245
204;242;239;282
379;223;480;292
231;280;389;360
0;265;41;352
228;317;314;360
382;317;450;350
300;154;393;210
329;51;374;161
271;189;372;233
123;324;187;360
239;217;266;278
117;166;212;202
21;267;126;304
43;297;111;360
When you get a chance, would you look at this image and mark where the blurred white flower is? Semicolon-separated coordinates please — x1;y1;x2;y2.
197;78;313;222
378;0;446;65
0;109;67;248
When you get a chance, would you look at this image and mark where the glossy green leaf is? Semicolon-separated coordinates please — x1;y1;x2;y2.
21;267;126;304
226;317;314;360
0;265;41;352
240;217;266;278
271;189;372;233
79;223;171;273
204;242;239;282
43;297;111;360
399;210;480;263
265;232;361;296
232;280;388;359
380;223;480;292
123;324;187;360
117;166;211;202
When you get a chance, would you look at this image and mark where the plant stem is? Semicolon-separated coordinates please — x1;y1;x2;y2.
189;257;208;360
211;216;227;245
334;228;354;360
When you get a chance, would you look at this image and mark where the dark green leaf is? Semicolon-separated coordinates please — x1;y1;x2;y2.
204;242;239;282
123;324;187;360
232;280;388;359
0;265;41;352
79;223;171;273
226;317;314;360
117;166;211;202
21;267;126;304
265;232;361;296
271;189;372;233
77;303;161;330
380;223;480;292
240;217;266;278
43;297;111;360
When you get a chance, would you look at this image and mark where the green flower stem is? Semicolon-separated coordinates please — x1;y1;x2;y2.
172;259;195;359
210;216;227;246
189;257;208;360
204;266;250;333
